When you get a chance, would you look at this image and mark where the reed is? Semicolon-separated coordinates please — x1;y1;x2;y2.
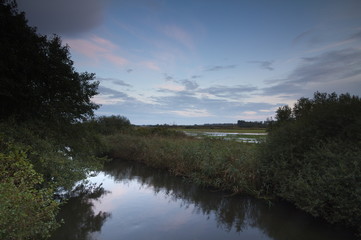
104;133;261;196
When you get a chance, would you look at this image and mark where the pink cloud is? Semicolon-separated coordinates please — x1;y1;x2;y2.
163;25;194;49
140;61;161;71
65;35;128;67
104;54;128;66
91;35;118;50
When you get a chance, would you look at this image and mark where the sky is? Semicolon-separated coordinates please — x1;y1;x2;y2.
17;0;361;125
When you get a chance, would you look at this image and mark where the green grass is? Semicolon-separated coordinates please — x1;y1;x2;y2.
103;133;262;196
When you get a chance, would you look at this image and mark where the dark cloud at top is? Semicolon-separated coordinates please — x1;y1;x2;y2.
205;65;237;71
17;0;109;36
248;61;274;71
126;69;133;73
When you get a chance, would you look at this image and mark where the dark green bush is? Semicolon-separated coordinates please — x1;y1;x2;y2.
91;115;132;135
260;92;361;233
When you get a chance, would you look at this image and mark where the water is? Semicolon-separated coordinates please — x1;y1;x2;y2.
183;131;266;143
50;160;357;240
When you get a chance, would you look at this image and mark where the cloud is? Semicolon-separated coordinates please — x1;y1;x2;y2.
243;111;257;115
292;48;361;83
98;86;130;98
348;30;361;41
205;65;237;71
248;61;274;71
179;79;199;90
93;86;135;105
151;91;276;123
163;73;174;81
263;48;361;96
158;83;185;92
96;77;132;87
191;75;202;79
162;24;194;49
292;29;315;46
141;61;161;71
17;0;109;36
65;35;128;67
170;108;213;118
199;85;258;99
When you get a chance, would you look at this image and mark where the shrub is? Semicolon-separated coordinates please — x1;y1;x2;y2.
0;137;59;240
260;92;361;233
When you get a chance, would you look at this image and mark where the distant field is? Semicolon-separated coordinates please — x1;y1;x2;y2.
177;128;267;134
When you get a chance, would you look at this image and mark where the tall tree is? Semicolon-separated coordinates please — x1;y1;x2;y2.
0;0;99;124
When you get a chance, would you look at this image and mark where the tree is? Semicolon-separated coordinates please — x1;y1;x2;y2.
93;115;131;135
0;0;99;124
0;2;104;238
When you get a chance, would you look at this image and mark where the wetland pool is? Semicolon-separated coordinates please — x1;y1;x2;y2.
50;160;357;240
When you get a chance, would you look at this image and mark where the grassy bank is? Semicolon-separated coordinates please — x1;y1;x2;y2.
103;131;261;196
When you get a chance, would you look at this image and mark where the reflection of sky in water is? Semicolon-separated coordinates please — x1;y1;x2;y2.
52;162;357;240
183;131;266;143
87;172;269;240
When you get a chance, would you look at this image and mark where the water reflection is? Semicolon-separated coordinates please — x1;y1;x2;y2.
103;161;356;240
51;183;111;240
51;160;357;240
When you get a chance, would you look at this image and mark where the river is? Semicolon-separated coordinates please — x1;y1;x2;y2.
50;160;357;240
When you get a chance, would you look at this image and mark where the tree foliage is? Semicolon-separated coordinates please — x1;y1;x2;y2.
261;92;361;233
0;0;99;124
0;137;59;239
91;115;132;135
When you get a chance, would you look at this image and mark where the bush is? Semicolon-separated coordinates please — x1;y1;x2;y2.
260;92;361;233
0;137;59;240
91;115;132;135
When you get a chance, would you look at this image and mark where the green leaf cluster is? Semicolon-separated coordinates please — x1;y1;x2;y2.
0;137;59;240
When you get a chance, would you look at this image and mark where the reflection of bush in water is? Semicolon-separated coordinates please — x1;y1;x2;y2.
104;161;259;233
103;160;358;240
50;183;111;240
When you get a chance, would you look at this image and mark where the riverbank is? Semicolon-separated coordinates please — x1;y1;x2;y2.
101;122;361;237
103;131;261;196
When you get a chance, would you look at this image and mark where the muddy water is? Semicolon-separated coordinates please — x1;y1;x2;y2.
50;160;357;240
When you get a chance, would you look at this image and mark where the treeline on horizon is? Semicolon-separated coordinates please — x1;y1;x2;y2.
1;1;361;239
